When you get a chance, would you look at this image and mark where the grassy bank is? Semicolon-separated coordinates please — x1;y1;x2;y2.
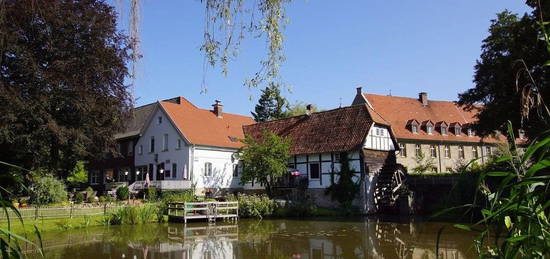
0;215;108;234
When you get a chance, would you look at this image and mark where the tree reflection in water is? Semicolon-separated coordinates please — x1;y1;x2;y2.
27;218;476;258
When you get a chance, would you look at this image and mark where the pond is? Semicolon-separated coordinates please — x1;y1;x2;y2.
26;217;476;258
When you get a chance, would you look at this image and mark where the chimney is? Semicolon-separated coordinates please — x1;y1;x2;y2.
419;92;428;106
212;100;223;118
306;104;314;116
356;87;362;96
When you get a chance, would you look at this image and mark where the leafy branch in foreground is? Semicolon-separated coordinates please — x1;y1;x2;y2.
439;123;549;258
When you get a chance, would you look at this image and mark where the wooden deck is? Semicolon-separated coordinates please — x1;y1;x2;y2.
167;201;238;223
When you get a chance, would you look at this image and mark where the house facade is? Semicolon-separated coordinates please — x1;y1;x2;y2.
89;97;255;195
351;87;520;173
243;104;399;214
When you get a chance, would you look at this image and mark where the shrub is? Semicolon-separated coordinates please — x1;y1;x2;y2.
67;161;88;185
108;205;158;225
30;175;68;205
85;186;94;193
116;186;129;200
74;192;84;204
105;194;114;203
156;190;196;221
87;195;95;203
145;187;157;201
98;196;106;203
237;194;275;218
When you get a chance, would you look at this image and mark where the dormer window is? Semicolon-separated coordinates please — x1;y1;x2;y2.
422;120;434;135
467;128;473;137
436;121;449;136
407;119;420;134
450;122;462;136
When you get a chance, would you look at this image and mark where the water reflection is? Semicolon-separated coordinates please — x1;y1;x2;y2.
28;218;476;258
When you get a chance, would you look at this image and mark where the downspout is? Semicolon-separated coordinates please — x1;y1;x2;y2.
437;142;443;172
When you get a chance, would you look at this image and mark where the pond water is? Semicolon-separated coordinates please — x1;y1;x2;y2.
27;217;476;258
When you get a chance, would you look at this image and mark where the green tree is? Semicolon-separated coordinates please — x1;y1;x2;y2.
411;151;436;174
458;1;550;139
251;83;288;122
67;161;88;186
325;152;359;212
282;101;319;118
239;130;291;196
30;173;68;205
0;0;133;177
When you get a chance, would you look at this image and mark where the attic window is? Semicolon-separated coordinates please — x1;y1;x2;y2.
427;125;433;135
157;116;162;125
467;128;473;137
228;136;238;142
454;127;461;136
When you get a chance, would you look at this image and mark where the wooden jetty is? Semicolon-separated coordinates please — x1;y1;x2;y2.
167;201;238;223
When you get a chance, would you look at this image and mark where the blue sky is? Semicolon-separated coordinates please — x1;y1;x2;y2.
116;0;530;115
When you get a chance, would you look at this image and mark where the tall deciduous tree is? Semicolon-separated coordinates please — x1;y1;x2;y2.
251;83;287;122
0;0;133;176
238;130;291;196
458;1;550;138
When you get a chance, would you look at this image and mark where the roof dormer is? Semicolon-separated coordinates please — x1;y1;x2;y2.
435;121;449;135
407;119;420;134
450;122;462;136
463;124;474;137
422;120;434;135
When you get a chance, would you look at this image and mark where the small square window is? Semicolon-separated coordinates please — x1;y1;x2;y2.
309;163;320;179
176;139;182;149
157;116;162;124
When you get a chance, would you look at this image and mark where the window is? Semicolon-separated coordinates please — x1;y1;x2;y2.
172;163;177;178
431;167;438;173
232;164;239;177
441;127;447;135
485;146;492;156
91;171;100;184
309;163;320;179
430;145;437;158
399;143;407;157
412;125;418;134
177;139;182;150
445;167;452;172
472;147;478;158
415;144;421;157
467;128;473;137
459;146;465;159
128;141;134;155
334;153;341;163
163;134;168;151
427;126;433;135
138;145;143;155
157;116;162;124
444;145;451;158
150;136;155;152
204;162;212;177
455;127;461;136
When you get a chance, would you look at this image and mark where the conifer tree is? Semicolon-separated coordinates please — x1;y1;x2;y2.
251;83;287;122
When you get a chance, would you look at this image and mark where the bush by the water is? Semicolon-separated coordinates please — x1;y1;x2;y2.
108;205;158;225
156;190;197;221
30;175;67;205
74;192;84;204
116;186;129;200
237;194;275;218
145;187;158;201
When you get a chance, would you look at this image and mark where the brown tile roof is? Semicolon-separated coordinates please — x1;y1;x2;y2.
363;93;505;143
160;97;254;149
243;105;376;155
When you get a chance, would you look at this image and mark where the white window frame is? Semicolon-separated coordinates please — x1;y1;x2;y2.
472;146;478;158
430;145;437;158
412;125;418;134
467;128;473;137
444;145;451;158
441;127;447;135
459;145;465;159
415;144;421;157
309;163;320;179
455;127;461;136
138;145;143;155
163;134;168;151
486;146;492;156
427;125;433;135
204;162;213;177
399;143;407;157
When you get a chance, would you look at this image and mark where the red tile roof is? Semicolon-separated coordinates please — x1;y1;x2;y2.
160;97;254;149
363;94;505;143
243;105;376;155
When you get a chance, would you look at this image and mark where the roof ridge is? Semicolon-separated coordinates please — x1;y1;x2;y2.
364;93;460;104
245;105;364;126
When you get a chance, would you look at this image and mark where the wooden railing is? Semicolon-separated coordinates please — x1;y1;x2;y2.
167;201;238;224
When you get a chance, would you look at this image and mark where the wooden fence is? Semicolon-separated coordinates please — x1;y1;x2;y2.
167;201;238;223
0;204;125;221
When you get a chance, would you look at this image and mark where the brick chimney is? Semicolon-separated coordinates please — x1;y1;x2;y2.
356;87;362;95
419;92;428;106
212;100;223;118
